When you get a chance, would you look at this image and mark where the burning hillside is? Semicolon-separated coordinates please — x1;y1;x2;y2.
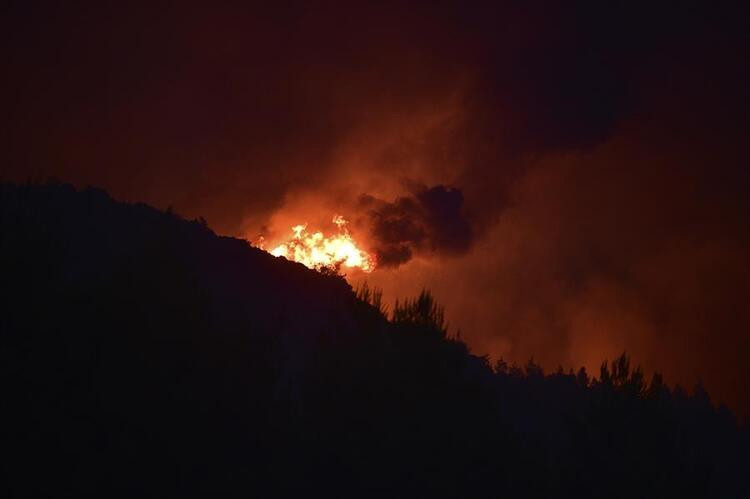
259;215;375;273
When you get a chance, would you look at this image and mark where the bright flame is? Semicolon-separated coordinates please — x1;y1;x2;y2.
266;215;375;273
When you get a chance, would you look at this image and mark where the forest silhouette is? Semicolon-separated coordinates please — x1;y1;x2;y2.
1;182;748;497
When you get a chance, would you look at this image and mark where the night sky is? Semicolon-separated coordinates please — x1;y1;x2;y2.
4;2;750;414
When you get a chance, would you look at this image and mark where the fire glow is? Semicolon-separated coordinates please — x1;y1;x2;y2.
264;215;376;273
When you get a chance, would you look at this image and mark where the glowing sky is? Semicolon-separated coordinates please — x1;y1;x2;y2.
4;2;750;414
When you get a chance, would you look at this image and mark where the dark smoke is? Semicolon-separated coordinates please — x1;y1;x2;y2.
359;185;472;267
3;1;750;415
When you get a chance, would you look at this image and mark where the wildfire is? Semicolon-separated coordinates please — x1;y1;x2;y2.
263;215;376;273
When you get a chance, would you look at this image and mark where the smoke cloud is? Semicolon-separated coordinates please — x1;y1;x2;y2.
3;1;750;414
358;184;472;267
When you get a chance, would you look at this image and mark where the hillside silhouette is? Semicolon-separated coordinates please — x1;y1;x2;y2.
1;182;748;498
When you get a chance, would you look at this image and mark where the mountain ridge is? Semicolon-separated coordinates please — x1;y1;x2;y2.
1;181;747;498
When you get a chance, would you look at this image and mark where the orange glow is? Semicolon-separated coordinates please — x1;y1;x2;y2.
265;215;376;273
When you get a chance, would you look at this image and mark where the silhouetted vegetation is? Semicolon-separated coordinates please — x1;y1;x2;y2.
2;182;748;498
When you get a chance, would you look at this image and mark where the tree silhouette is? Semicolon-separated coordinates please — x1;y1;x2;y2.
392;289;447;336
1;182;747;498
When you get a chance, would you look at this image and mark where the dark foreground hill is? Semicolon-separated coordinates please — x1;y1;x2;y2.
1;182;748;498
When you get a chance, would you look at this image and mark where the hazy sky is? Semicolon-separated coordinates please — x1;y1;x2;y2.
4;2;749;414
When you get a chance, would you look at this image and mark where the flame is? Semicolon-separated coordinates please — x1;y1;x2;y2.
265;215;376;273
